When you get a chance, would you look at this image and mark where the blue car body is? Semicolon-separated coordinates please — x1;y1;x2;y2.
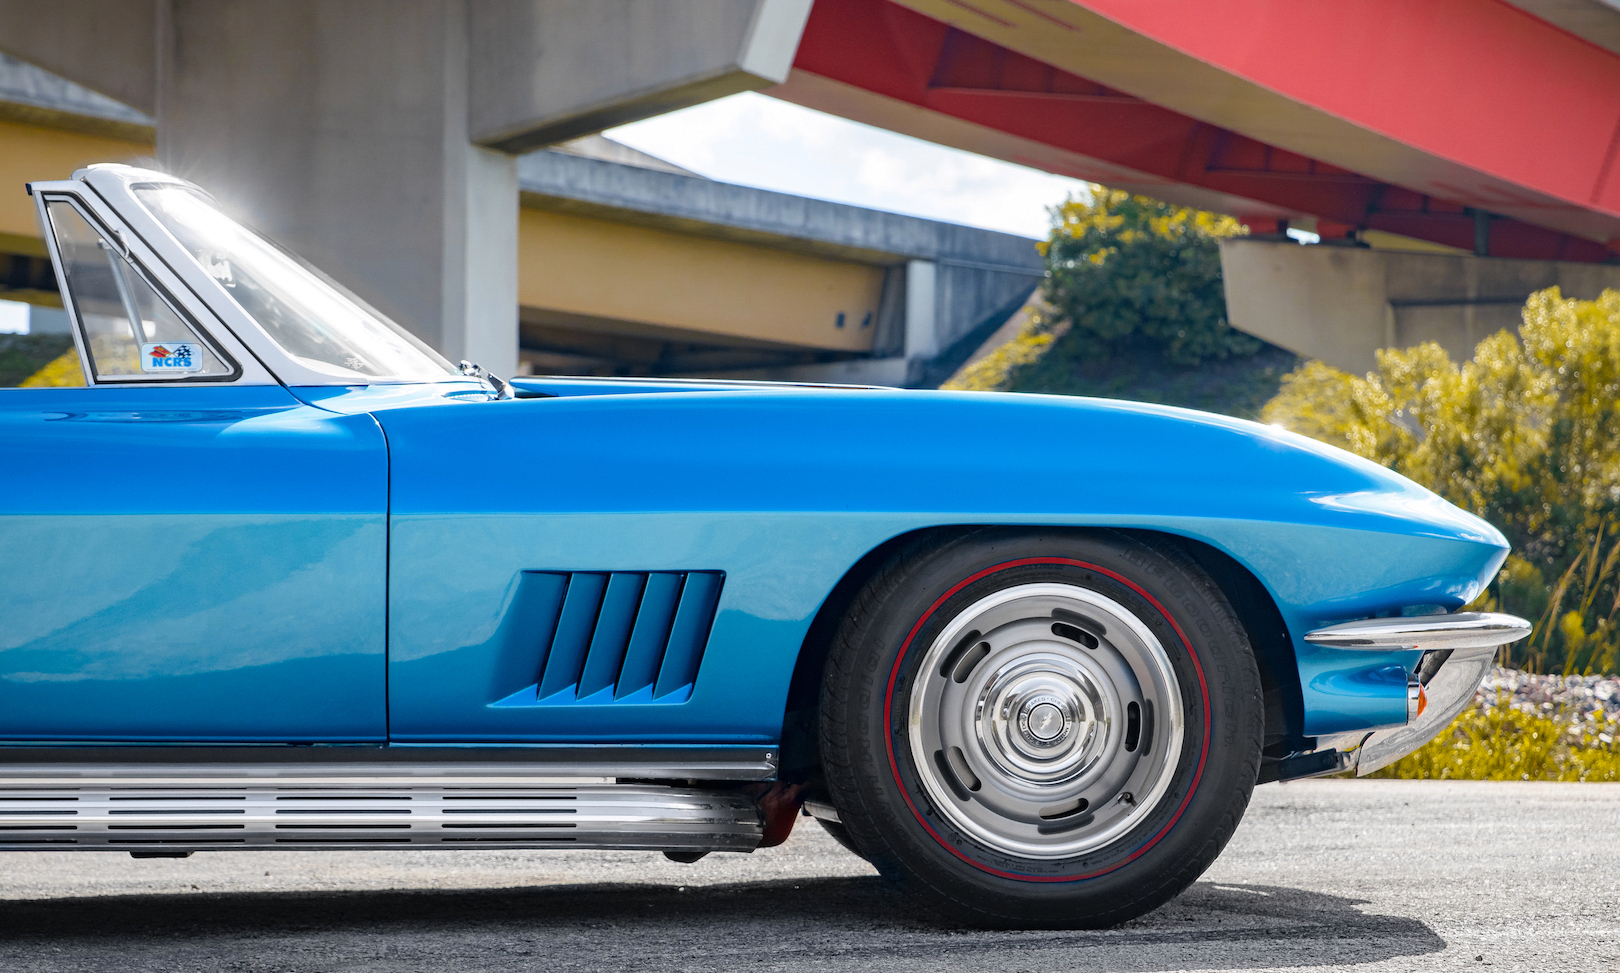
0;163;1538;908
0;374;1508;751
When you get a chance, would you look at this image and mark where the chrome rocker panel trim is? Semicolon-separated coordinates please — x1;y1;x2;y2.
1306;611;1531;776
0;780;764;853
0;747;779;783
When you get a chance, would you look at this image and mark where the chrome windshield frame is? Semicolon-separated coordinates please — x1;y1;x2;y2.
59;163;465;389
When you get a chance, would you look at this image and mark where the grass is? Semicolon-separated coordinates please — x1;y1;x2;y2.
941;305;1299;420
0;333;74;387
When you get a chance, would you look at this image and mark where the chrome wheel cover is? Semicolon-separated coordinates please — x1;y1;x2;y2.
907;582;1185;860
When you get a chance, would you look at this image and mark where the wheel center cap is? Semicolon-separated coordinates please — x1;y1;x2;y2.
977;651;1110;783
1025;702;1066;742
1013;693;1077;751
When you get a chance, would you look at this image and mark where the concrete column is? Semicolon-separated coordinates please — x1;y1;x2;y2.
904;259;938;360
156;0;520;377
456;144;519;376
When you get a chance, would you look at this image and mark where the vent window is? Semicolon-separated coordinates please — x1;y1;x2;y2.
43;197;236;383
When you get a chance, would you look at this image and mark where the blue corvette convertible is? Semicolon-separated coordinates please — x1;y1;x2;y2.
0;164;1529;928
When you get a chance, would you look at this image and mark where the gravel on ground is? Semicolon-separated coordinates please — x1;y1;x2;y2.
1481;667;1620;723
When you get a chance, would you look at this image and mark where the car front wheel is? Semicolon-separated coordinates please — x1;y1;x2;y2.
819;528;1263;928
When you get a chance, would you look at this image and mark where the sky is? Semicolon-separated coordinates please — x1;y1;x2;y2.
606;92;1091;241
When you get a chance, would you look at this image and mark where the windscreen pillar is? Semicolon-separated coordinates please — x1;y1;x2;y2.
145;0;810;379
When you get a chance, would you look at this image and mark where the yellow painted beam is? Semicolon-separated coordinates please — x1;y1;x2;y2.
1361;229;1469;255
0;119;151;246
518;208;883;352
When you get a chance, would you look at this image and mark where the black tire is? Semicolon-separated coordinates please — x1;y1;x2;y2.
819;528;1263;928
815;817;867;858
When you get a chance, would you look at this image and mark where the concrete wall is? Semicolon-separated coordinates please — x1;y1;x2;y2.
1220;238;1620;372
934;260;1043;357
153;1;518;375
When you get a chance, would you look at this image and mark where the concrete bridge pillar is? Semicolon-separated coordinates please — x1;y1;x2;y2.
158;1;520;376
1219;238;1620;373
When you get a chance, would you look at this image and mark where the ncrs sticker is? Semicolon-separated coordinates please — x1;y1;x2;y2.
140;342;203;373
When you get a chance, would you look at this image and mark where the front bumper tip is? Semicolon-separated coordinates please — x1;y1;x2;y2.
1303;611;1531;653
1303;611;1531;777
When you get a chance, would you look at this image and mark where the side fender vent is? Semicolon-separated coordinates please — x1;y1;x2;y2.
513;571;723;705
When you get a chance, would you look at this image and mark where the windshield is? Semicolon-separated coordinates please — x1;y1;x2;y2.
134;185;458;383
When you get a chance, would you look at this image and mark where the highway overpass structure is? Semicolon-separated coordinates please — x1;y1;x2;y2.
0;0;1618;379
0;52;1040;386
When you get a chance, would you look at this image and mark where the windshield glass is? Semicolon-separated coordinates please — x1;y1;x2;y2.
134;185;458;383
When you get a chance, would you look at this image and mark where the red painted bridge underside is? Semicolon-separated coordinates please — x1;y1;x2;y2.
791;0;1620;262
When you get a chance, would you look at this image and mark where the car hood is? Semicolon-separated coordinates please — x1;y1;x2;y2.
347;382;1503;550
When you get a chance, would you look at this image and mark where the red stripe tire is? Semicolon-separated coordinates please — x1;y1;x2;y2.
818;528;1263;928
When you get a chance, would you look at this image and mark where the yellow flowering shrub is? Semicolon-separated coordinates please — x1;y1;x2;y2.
20;347;86;387
1263;287;1620;673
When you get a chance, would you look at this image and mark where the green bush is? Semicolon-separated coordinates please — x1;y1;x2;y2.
946;189;1297;418
1263;287;1620;673
1041;188;1257;366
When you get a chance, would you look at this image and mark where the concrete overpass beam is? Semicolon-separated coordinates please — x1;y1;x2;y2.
469;0;813;153
0;0;155;115
1219;239;1620;374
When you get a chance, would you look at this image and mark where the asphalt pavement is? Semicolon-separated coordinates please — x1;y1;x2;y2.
0;779;1615;972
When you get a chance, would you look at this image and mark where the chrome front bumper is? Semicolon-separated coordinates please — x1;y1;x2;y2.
1302;612;1531;776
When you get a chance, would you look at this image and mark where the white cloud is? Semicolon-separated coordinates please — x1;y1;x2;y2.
606;92;1090;240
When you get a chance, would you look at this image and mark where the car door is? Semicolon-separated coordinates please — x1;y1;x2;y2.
0;186;388;743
